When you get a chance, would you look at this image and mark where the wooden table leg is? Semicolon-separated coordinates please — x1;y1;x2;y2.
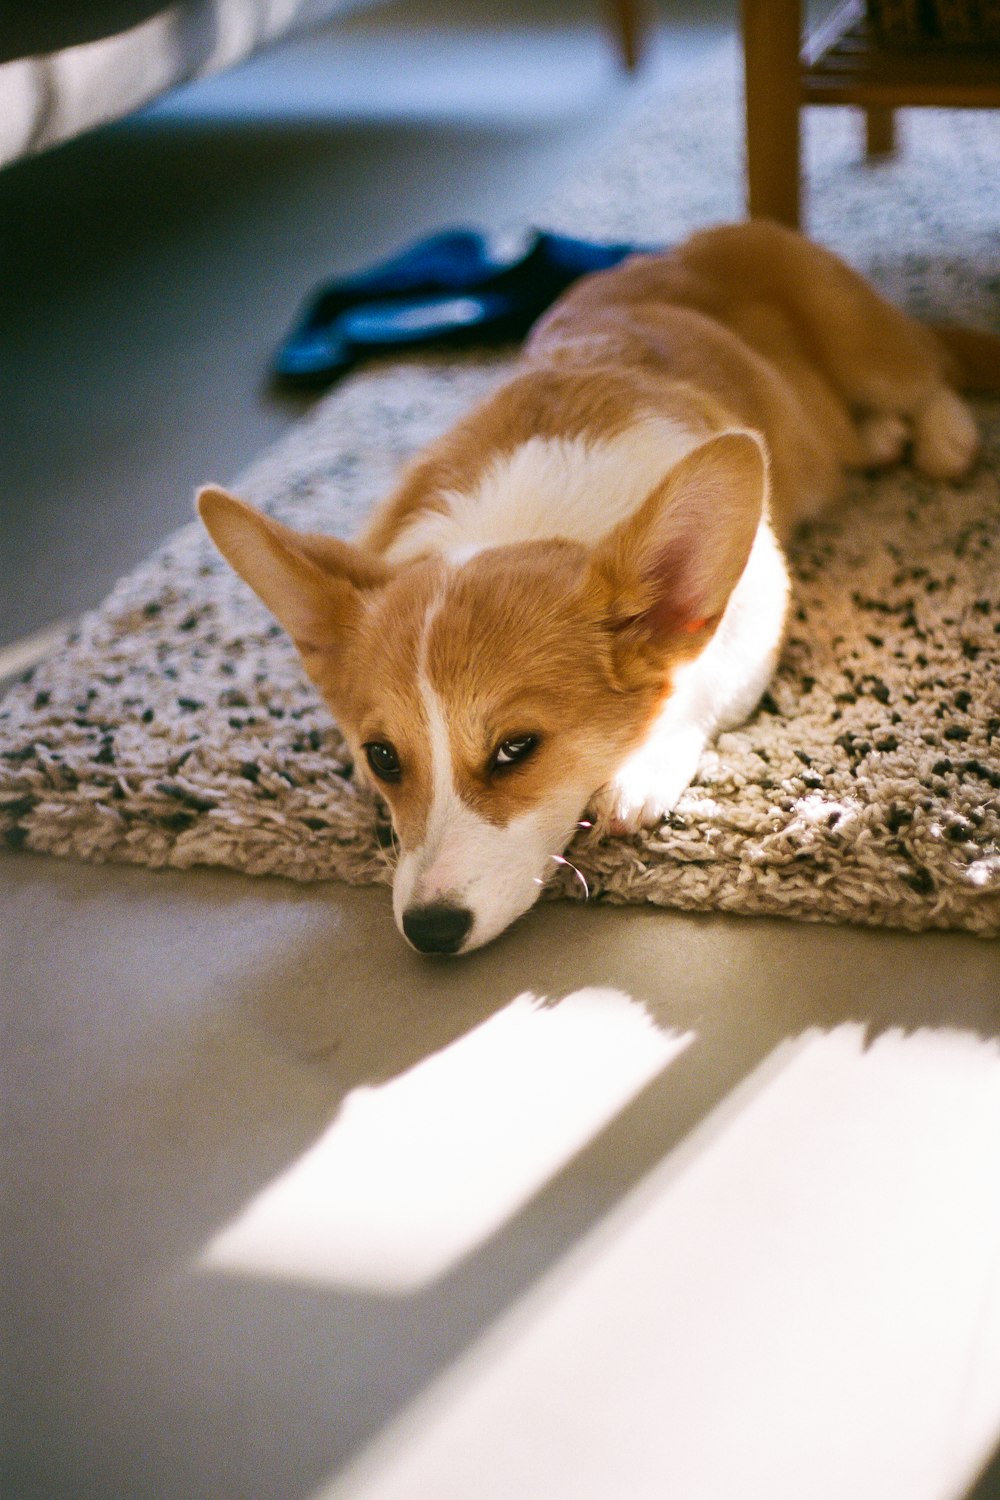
865;104;896;157
741;0;803;227
604;0;647;72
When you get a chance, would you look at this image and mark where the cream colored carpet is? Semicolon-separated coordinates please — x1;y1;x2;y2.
2;50;999;934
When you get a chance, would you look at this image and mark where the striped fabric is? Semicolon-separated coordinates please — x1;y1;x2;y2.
0;0;374;168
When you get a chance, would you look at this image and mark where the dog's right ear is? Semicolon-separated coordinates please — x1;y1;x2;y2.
588;430;766;648
197;485;390;656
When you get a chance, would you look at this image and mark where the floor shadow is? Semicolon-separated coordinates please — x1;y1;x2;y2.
964;1438;1000;1500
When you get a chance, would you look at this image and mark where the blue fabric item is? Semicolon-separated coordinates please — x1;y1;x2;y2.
273;228;655;386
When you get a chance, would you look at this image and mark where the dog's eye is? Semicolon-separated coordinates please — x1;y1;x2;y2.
364;741;402;782
492;734;539;772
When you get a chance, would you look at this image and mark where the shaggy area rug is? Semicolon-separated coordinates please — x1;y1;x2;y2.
2;45;1000;935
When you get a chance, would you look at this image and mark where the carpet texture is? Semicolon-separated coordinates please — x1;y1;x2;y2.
3;47;1000;935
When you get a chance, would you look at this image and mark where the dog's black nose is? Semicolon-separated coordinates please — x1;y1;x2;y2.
402;903;473;955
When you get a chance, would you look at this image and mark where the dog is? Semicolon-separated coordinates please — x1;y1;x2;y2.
198;220;999;954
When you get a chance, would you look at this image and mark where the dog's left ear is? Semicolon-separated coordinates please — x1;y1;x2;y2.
590;429;766;645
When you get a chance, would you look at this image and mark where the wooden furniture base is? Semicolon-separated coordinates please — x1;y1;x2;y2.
742;0;1000;226
605;0;649;71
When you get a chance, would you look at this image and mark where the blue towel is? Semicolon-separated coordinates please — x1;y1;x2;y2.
273;227;655;386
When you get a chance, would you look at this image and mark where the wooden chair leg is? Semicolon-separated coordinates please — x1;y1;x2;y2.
865;105;896;157
741;0;804;227
604;0;647;72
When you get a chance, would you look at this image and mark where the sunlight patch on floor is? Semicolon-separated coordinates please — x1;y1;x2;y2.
316;1023;1000;1500
200;986;693;1293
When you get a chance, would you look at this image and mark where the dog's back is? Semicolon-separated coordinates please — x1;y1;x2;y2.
534;219;984;481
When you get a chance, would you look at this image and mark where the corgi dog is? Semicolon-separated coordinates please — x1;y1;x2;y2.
199;220;998;954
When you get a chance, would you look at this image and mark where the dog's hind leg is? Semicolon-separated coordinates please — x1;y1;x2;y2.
680;222;982;481
773;229;980;480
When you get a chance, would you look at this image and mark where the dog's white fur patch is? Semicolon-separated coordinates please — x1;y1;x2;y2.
591;516;790;830
385;418;700;563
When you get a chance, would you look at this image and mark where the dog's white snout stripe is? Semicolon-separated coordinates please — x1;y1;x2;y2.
394;595;484;911
414;663;470;902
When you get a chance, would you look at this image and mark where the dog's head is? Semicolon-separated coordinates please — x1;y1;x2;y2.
198;431;764;953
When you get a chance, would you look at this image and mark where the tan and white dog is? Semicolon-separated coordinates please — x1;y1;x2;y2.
199;220;999;954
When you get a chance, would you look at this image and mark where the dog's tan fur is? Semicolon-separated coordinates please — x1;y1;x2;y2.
199;221;999;953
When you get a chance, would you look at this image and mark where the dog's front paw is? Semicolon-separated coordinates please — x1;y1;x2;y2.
591;730;706;835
